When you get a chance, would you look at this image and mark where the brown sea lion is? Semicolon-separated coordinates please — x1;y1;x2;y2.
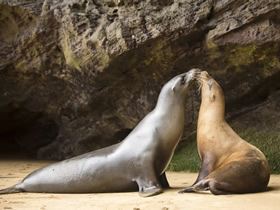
179;71;270;195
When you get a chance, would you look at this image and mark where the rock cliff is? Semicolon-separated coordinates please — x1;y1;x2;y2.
0;0;279;163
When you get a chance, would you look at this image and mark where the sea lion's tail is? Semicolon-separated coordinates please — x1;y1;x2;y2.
0;184;23;194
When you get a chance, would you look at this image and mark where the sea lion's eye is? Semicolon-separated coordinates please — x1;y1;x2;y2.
211;94;216;102
180;76;185;84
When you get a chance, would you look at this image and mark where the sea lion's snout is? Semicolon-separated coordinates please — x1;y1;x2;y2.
199;71;211;79
182;68;201;84
195;71;212;86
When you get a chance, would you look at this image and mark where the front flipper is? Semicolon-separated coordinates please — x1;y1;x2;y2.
192;156;214;185
139;185;163;197
135;169;163;197
181;155;214;192
159;172;170;189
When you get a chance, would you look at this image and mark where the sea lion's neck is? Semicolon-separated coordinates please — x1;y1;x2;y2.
154;91;186;142
198;100;225;126
155;90;185;112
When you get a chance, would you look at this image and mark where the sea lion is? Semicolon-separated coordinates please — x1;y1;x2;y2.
179;71;270;195
0;69;200;197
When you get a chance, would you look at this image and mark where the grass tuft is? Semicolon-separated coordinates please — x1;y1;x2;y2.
168;136;201;172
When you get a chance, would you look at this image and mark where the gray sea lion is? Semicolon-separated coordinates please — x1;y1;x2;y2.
179;71;270;195
0;69;200;197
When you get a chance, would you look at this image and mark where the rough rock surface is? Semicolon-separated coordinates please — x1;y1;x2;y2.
0;0;279;160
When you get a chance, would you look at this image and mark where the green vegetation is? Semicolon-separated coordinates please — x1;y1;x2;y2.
143;39;174;73
168;126;280;174
168;136;201;172
236;126;280;174
206;38;222;60
226;44;280;76
61;31;82;72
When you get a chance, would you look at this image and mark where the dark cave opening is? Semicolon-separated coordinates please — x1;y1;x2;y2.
0;139;34;159
0;103;58;159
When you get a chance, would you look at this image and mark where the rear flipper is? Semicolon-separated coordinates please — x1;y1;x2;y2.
0;183;23;194
178;178;230;195
178;179;209;194
208;180;231;195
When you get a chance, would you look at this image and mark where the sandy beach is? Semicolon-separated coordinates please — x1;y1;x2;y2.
0;158;279;210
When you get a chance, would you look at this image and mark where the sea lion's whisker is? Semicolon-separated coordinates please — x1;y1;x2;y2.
197;75;209;80
195;79;204;93
196;77;206;85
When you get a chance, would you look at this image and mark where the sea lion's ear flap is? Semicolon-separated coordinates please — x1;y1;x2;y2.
171;84;176;93
211;94;216;101
171;77;181;93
